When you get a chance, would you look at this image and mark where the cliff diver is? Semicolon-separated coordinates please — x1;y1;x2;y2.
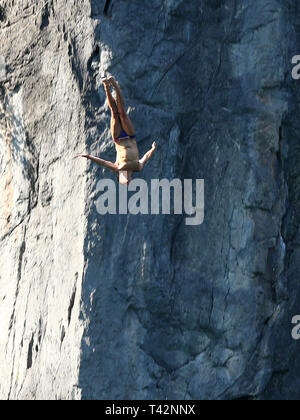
77;76;157;185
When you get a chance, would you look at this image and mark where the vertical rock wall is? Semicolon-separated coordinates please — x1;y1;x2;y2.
0;0;94;399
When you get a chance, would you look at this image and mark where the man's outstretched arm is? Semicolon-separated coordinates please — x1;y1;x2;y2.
77;154;119;173
139;142;157;171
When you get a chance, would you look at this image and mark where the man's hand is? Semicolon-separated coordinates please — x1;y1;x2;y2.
75;154;89;158
152;141;157;150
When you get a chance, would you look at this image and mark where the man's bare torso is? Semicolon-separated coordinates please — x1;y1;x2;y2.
115;138;140;171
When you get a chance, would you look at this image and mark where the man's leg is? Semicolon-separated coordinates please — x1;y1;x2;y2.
103;79;122;139
108;77;136;136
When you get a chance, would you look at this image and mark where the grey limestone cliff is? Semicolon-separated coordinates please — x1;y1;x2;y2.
0;0;300;400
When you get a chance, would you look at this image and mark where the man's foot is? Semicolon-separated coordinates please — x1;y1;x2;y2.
107;76;118;88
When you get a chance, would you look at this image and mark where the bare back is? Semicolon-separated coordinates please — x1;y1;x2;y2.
115;138;140;171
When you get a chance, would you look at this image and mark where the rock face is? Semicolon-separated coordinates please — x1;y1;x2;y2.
0;0;299;400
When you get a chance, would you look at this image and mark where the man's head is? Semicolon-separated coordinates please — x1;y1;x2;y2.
117;170;133;185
